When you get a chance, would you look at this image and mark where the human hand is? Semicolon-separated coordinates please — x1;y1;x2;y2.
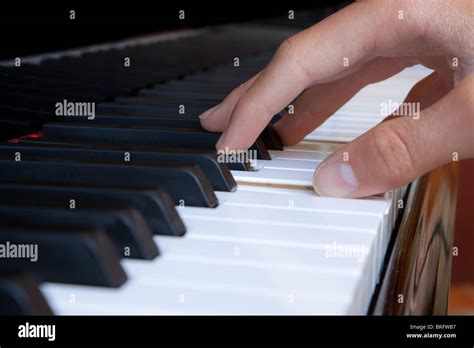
199;0;474;198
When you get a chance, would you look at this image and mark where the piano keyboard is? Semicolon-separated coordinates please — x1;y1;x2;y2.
0;23;431;315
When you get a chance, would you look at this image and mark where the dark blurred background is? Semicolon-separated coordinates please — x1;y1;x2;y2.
0;0;349;60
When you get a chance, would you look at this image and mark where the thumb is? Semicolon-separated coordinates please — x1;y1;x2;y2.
313;74;474;198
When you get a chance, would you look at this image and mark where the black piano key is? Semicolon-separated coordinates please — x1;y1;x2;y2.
271;112;284;124
89;113;282;152
0;106;54;124
0;68;130;98
0;91;69;112
0;91;100;124
97;102;208;117
40;123;271;160
259;124;284;151
0;80;108;101
64;114;204;129
0;120;33;142
184;74;250;84
0;183;185;236
112;98;217;108
134;90;226;101
0;159;218;208
0;224;127;287
152;81;235;94
21;137;252;172
0;204;159;260
2;142;238;191
38;58;167;88
99;102;282;151
3;63;137;90
0;272;53;315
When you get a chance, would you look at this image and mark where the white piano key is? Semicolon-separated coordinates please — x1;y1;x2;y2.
269;149;329;161
122;257;364;308
232;145;395;252
234;144;333;187
39;63;432;318
304;132;360;143
179;204;381;232
285;141;342;152
181;216;379;290
179;203;384;277
216;190;389;217
259;158;320;171
231;167;314;187
156;235;369;274
310;126;371;135
41;279;352;315
216;188;392;251
156;231;378;304
319;118;377;129
329;111;387;121
42;246;373;315
183;213;376;248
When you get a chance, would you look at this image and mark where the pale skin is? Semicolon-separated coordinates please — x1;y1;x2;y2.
199;0;474;198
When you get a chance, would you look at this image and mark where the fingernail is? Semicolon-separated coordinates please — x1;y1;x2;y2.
198;104;220;120
313;161;358;197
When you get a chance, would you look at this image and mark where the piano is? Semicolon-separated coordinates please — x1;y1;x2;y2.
0;7;458;315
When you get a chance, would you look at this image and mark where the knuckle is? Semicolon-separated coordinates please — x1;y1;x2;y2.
229;83;247;98
370;123;416;182
223;82;251;106
275;36;312;85
275;37;298;63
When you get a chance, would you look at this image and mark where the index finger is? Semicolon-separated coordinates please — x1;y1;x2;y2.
216;0;427;151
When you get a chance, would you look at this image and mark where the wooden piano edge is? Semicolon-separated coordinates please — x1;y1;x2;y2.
370;163;459;315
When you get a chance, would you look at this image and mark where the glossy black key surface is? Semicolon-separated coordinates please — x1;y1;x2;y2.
0;68;130;98
0;204;159;260
37;59;167;88
0;91;70;112
80;115;204;129
40;123;271;160
0;76;110;101
20;138;252;172
97;103;208;117
0;120;32;142
64;115;283;151
0;272;53;315
1;142;238;191
150;81;234;94
0;159;218;208
259;124;283;151
0;183;185;236
0;224;127;287
124;91;226;102
0;105;58;123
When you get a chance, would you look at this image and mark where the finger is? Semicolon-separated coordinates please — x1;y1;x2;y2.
199;73;260;132
274;57;415;146
200;54;380;134
216;0;432;150
313;73;474;198
383;70;453;123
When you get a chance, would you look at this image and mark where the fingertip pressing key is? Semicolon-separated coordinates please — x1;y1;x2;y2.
313;161;359;197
